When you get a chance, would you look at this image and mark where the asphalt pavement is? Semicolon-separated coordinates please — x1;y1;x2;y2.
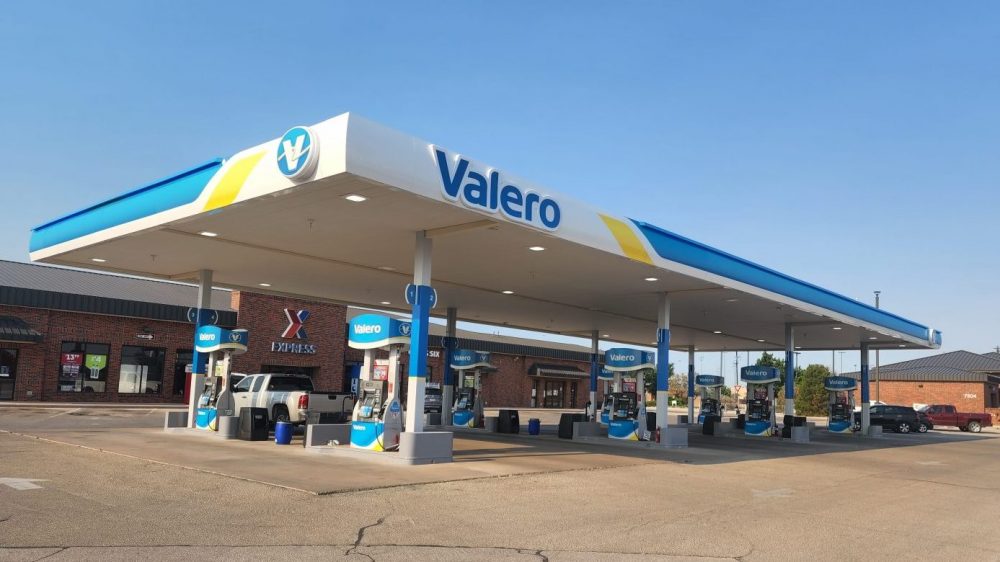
1;407;998;561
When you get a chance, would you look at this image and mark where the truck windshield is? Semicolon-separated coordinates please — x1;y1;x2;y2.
267;376;314;392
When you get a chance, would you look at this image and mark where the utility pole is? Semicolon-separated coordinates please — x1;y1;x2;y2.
874;291;881;402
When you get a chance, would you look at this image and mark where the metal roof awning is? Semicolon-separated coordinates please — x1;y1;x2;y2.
529;363;588;378
0;316;43;343
27;113;942;352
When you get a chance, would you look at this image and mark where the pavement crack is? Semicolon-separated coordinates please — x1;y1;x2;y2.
32;547;68;561
345;516;387;561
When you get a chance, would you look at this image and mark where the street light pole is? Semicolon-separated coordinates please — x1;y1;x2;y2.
874;290;881;402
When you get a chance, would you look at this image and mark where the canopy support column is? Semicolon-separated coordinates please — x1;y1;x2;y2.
405;232;432;434
655;293;671;439
784;324;795;416
442;307;458;426
861;343;871;434
187;269;213;429
589;331;599;421
687;346;695;424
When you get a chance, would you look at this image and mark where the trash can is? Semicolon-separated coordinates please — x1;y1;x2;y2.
528;418;541;435
736;413;746;429
558;413;584;439
497;409;520;434
238;407;269;441
275;421;293;445
703;415;720;435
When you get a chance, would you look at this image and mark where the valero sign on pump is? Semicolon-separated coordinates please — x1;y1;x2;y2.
434;148;561;231
348;314;411;350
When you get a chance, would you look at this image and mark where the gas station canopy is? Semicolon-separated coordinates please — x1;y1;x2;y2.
29;113;941;352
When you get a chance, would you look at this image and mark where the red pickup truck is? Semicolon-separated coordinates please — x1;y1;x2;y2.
918;404;992;433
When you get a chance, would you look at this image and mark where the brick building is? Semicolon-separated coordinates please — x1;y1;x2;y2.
0;260;604;408
844;350;1000;423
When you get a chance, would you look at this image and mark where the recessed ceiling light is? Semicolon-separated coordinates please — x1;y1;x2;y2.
258;283;271;287
651;341;657;345
380;301;391;305
501;290;514;295
713;330;723;334
832;326;843;331
644;277;659;282
757;339;766;343
528;246;545;252
199;231;218;237
868;336;878;340
90;258;106;263
725;298;739;303
377;266;396;271
898;344;906;348
602;334;610;338
795;346;802;349
344;194;367;202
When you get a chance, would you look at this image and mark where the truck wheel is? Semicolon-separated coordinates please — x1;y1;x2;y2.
968;421;982;433
917;422;929;433
272;405;290;426
896;422;911;434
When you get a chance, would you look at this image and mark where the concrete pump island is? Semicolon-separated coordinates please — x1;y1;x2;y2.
28;113;943;464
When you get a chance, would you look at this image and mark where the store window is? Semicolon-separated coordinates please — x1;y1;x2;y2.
59;342;111;393
118;346;166;394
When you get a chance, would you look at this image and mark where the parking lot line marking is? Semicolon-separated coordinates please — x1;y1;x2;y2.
0;477;47;491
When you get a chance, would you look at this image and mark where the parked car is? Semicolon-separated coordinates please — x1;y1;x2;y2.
917;404;993;433
232;373;355;425
853;405;922;433
424;382;442;413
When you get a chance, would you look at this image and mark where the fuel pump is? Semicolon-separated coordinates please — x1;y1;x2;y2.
347;314;410;452
450;349;493;428
598;367;615;425
603;347;655;441
695;374;725;424
740;366;781;437
193;326;248;431
823;376;857;433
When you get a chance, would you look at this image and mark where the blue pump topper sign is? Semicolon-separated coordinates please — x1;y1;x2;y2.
740;366;781;383
823;376;858;391
195;326;248;354
603;347;655;372
695;374;725;387
348;314;411;350
451;349;492;370
598;367;615;380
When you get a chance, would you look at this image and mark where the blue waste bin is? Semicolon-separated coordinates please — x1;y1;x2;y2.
528;418;541;435
274;421;293;445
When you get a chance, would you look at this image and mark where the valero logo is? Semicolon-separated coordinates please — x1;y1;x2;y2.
434;148;561;231
277;126;319;179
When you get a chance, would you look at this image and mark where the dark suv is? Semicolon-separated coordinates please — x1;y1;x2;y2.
853;405;922;433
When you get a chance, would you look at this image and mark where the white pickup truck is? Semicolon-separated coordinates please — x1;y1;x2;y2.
232;373;355;425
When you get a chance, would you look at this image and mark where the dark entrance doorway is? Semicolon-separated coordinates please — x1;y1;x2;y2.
0;348;17;400
260;365;317;378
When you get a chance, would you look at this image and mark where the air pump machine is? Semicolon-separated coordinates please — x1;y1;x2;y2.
740;366;781;436
193;325;248;431
347;314;409;451
450;349;493;428
602;347;655;441
823;376;857;433
695;374;725;424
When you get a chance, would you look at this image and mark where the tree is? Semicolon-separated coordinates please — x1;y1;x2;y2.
642;363;677;405
753;351;803;396
795;364;831;416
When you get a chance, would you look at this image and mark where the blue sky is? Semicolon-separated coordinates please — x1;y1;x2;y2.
1;2;997;379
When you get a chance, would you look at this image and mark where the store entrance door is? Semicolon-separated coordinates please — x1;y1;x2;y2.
0;349;19;401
